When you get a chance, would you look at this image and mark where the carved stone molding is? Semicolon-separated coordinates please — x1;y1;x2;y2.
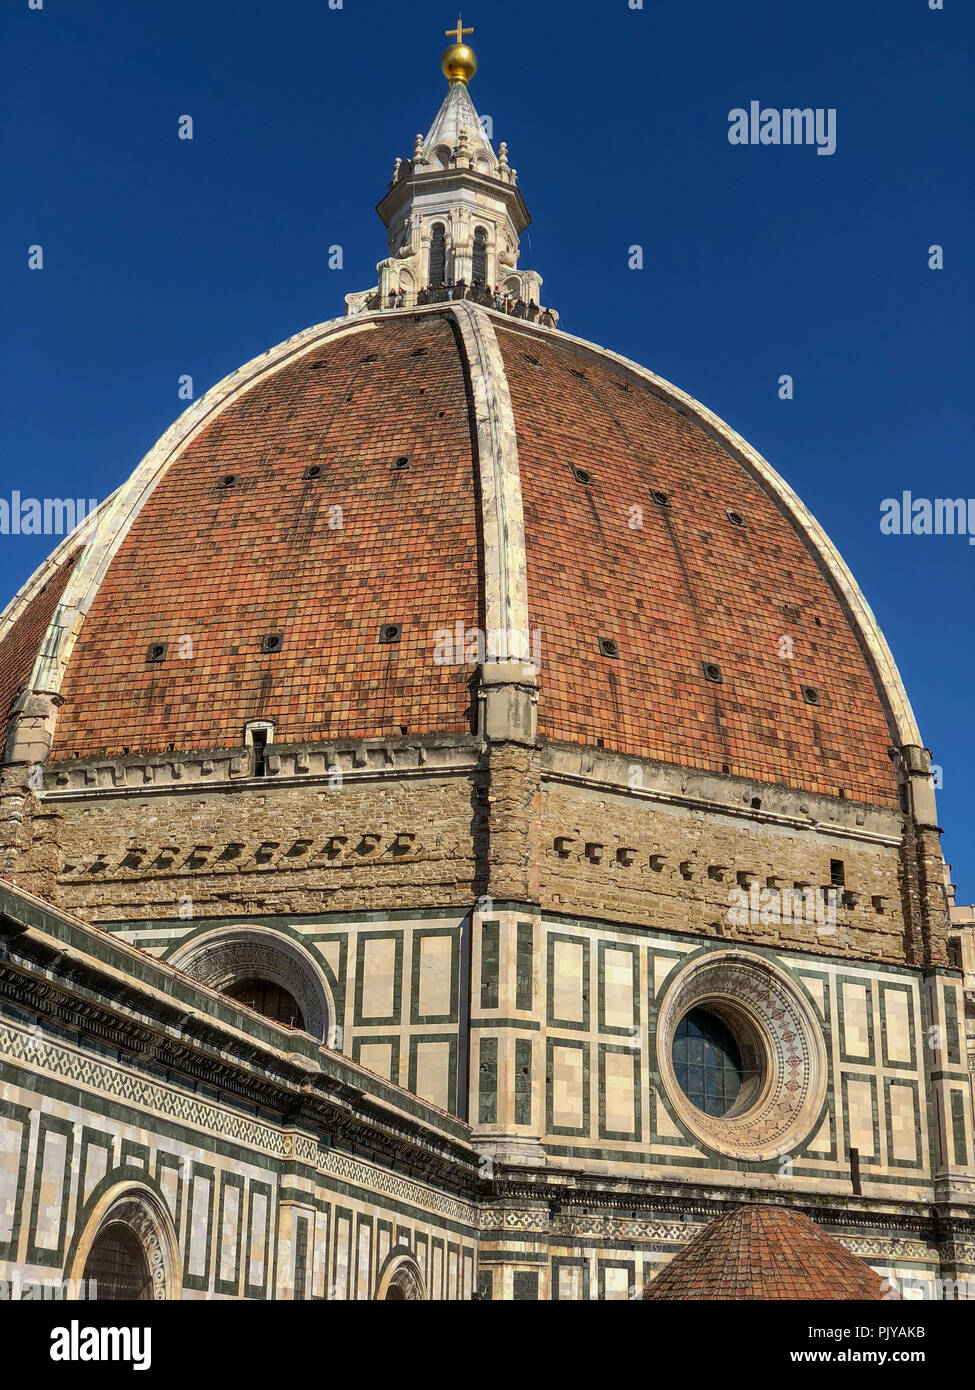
655;949;829;1163
71;1185;181;1301
169;926;333;1041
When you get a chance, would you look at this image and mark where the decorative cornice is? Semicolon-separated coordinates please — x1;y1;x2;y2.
0;879;479;1186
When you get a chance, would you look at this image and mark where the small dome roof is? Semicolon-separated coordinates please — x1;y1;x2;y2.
642;1205;895;1300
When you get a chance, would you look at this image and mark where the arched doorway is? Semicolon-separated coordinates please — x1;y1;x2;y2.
71;1185;181;1301
83;1223;153;1300
375;1250;426;1301
224;977;305;1030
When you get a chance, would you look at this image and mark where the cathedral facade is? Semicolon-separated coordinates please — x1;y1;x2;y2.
1;35;972;1301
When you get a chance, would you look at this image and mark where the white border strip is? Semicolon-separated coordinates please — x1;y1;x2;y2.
0;489;119;645
447;300;533;671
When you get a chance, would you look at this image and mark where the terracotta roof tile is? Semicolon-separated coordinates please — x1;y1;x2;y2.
0;547;82;729
0;311;903;808
51;318;480;755
497;327;899;806
643;1205;895;1300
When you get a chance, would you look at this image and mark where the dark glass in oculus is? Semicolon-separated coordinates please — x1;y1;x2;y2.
672;1008;744;1117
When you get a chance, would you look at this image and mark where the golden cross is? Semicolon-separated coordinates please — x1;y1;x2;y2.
445;16;473;45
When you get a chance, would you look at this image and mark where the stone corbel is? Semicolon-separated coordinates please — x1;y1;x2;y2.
4;691;63;766
900;744;940;830
478;662;538;746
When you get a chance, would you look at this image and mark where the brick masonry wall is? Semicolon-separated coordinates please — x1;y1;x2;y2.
20;772;480;923
3;750;909;966
539;780;908;963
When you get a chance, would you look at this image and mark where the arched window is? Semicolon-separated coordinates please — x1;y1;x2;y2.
376;1251;426;1300
224;977;305;1029
472;227;488;285
429;224;447;286
83;1223;153;1300
168;927;334;1042
672;1008;744;1117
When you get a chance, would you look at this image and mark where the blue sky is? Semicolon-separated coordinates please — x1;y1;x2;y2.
2;0;972;894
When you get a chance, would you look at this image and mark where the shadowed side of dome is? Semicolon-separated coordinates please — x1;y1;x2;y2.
0;544;84;733
642;1206;896;1300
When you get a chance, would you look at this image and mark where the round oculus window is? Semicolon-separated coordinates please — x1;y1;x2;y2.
655;950;828;1161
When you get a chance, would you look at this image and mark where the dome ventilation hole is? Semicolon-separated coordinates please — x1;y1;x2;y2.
303;465;323;480
307;360;328;371
703;661;723;684
522;354;541;367
360;353;380;364
570;368;587;379
572;465;594;486
598;636;619;658
146;642;168;664
650;489;670;507
217;474;237;489
379;623;402;644
391;454;411;471
411;347;429;357
802;684;821;706
261;633;283;654
726;509;745;527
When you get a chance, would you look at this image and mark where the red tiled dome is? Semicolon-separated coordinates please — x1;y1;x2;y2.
0;305;912;806
642;1205;895;1300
